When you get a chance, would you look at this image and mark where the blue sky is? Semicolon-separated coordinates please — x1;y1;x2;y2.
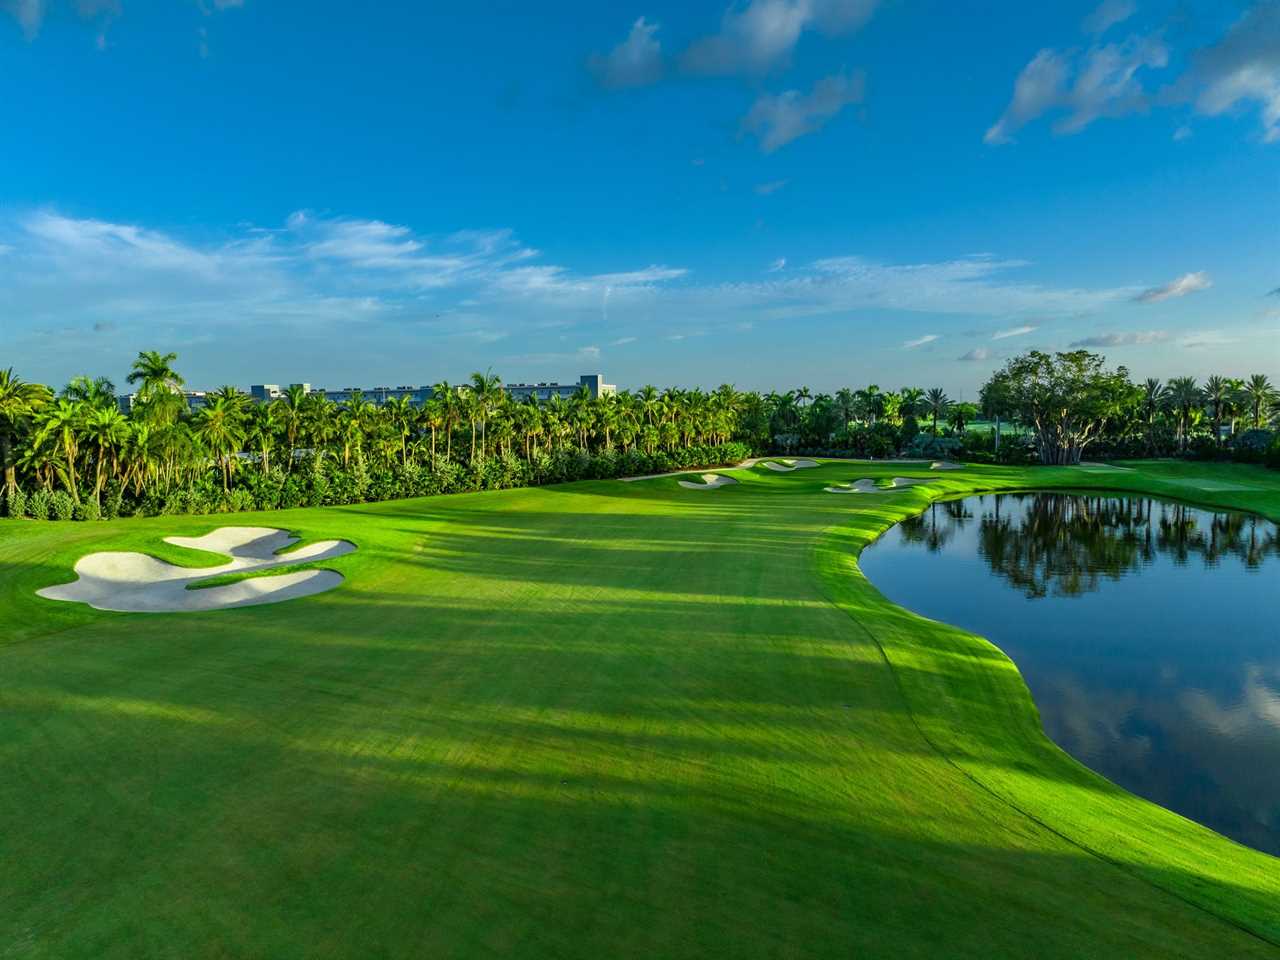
3;0;1278;396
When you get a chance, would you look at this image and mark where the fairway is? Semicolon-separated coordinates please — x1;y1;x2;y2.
3;460;1279;958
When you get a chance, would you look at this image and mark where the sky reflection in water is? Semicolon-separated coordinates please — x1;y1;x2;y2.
859;492;1280;856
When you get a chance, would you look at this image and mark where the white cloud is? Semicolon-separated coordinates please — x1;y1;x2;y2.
958;347;991;362
588;17;664;89
754;179;790;195
767;257;787;272
1190;2;1280;143
1070;330;1169;347
5;0;122;41
1173;124;1192;140
2;0;46;37
903;334;939;349
1179;330;1238;348
985;36;1168;143
984;50;1071;144
5;210;1151;386
990;3;1280;145
992;324;1037;339
682;0;878;76
1082;0;1135;36
1133;271;1211;302
741;70;864;152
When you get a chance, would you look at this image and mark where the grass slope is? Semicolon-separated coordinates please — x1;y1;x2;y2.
1;460;1278;958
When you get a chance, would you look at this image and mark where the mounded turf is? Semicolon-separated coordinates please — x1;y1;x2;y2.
2;459;1278;958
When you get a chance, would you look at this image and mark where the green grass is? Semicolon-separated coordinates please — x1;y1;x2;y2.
2;460;1278;958
183;563;338;591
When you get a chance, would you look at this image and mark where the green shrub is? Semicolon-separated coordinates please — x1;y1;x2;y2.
50;490;75;521
28;488;51;520
4;486;27;518
74;499;101;522
102;484;124;520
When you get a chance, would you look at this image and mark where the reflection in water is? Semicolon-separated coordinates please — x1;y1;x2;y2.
862;493;1280;855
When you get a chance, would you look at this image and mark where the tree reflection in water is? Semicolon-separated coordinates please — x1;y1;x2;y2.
898;493;1280;599
865;492;1280;855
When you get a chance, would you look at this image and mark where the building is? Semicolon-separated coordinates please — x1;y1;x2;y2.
503;374;616;402
218;374;616;409
249;383;310;403
116;391;212;414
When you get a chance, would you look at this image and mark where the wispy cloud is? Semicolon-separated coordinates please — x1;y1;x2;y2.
754;179;790;195
681;0;878;76
1070;330;1169;347
767;257;787;272
988;3;1280;145
992;324;1037;340
1133;271;1212;303
742;70;864;152
1178;330;1237;348
958;347;991;362
985;35;1168;144
1191;2;1280;143
3;0;48;38
903;334;939;349
4;209;1152;385
588;17;664;89
1082;0;1135;36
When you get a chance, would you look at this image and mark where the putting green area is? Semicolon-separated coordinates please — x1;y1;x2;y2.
2;459;1279;958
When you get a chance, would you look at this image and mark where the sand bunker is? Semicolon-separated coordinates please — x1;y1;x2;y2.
37;526;356;613
930;461;963;470
678;474;739;490
759;459;820;472
824;477;935;494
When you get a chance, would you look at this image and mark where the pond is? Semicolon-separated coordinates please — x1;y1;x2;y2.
858;492;1280;856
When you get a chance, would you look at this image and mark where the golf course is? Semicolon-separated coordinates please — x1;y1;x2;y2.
3;458;1279;958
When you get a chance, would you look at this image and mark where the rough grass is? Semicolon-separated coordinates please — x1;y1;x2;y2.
1;459;1278;959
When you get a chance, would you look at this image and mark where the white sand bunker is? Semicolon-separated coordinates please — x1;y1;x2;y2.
930;461;963;470
37;526;356;613
824;477;935;494
760;459;820;472
678;473;739;490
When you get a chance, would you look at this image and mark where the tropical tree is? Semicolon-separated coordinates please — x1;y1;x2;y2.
126;350;185;425
35;398;85;503
1242;374;1276;428
1166;377;1201;451
924;388;950;436
984;350;1132;465
195;395;247;491
0;368;50;496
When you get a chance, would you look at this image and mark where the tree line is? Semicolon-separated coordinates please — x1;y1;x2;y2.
0;349;1277;520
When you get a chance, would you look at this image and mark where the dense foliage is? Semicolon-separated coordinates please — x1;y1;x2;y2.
2;349;1278;519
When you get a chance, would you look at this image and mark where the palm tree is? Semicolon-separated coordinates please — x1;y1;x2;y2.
1166;377;1201;451
62;375;117;410
925;388;950;436
126;350;185;425
270;384;309;470
1203;375;1230;445
0;368;50;497
899;387;925;422
195;395;247;491
383;395;417;467
81;405;130;503
465;371;503;463
834;388;856;433
1141;378;1166;453
1242;374;1275;428
245;402;279;475
35;398;85;502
